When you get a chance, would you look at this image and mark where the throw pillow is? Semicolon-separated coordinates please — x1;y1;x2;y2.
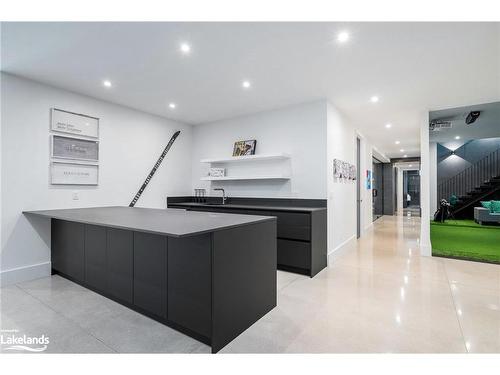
481;201;492;210
490;200;500;213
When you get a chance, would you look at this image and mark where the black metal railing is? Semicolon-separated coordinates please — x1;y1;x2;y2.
437;148;500;202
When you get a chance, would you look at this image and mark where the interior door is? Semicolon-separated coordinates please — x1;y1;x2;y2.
356;137;361;239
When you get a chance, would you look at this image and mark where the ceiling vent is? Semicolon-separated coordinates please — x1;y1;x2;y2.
429;120;453;131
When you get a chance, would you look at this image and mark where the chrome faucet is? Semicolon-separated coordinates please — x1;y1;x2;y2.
213;188;228;205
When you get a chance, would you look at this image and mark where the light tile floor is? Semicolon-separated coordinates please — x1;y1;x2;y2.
1;215;499;353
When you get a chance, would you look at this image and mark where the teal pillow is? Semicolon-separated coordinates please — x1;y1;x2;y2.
481;201;492;210
491;200;500;213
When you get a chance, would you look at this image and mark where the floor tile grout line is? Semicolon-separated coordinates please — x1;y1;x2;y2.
442;264;469;353
15;282;119;353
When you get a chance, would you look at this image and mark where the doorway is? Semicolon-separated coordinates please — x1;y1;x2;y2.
356;137;361;238
403;170;421;216
372;157;384;221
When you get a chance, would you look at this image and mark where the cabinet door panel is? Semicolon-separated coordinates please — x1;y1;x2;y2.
107;228;133;303
133;232;167;318
84;225;107;292
277;239;311;270
168;234;211;338
52;219;85;282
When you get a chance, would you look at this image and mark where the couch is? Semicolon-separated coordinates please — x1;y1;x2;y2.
474;207;500;225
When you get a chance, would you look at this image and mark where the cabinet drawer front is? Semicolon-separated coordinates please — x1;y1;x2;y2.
273;212;310;241
274;212;310;227
277;239;311;270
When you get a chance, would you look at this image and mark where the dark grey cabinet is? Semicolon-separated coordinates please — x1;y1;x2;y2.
84;225;107;292
277;239;311;270
167;203;327;277
107;228;133;303
133;232;167;318
167;234;211;338
52;219;85;282
49;216;276;353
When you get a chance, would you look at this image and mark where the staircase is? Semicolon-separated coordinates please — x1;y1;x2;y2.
437;148;500;218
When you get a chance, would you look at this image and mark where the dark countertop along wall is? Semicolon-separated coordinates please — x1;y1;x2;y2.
167;196;327;213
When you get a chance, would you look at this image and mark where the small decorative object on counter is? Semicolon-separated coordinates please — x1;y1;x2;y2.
209;168;225;177
194;188;207;203
232;139;257;156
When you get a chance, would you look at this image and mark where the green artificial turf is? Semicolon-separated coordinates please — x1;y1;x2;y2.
431;220;500;263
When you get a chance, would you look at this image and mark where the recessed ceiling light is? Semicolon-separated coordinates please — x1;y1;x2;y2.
242;80;251;89
400;149;405;152
409;164;413;167
370;96;379;103
180;43;191;54
455;135;461;140
337;31;349;43
403;154;408;158
168;103;176;109
385;123;392;129
395;140;400;144
103;80;112;88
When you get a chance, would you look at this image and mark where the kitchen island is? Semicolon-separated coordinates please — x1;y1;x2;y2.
23;206;277;353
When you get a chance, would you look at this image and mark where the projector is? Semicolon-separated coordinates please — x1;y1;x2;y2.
465;111;480;125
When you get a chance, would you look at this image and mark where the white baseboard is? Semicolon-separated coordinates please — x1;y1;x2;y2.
327;234;356;264
0;262;51;286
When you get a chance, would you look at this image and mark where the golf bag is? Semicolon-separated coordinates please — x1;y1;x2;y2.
434;199;451;223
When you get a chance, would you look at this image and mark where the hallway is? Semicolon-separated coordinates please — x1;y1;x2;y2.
222;215;500;353
1;216;499;353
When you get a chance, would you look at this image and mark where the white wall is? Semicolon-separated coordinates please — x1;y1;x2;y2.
419;111;432;256
326;102;357;255
1;74;193;284
429;142;438;214
360;135;374;233
192;100;370;257
191;101;327;199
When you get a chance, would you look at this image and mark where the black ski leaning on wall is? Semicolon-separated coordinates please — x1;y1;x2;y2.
129;130;181;207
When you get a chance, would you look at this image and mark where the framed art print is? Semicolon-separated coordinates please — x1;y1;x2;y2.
232;139;257;156
51;135;99;162
50;162;98;185
51;108;99;138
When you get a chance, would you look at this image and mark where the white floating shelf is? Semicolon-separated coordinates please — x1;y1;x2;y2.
200;153;290;164
201;175;291;181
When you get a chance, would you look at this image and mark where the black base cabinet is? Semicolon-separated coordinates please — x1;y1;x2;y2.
133;232;167;318
167;203;327;277
52;220;85;282
50;218;276;353
167;234;212;339
107;228;133;304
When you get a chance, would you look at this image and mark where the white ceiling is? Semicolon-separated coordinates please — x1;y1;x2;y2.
2;22;499;158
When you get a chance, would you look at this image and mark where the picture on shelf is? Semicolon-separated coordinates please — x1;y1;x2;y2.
233;139;257;156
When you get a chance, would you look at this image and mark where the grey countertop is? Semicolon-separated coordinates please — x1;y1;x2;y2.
168;202;327;213
23;206;276;237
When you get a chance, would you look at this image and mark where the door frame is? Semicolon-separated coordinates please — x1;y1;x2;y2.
356;137;361;239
